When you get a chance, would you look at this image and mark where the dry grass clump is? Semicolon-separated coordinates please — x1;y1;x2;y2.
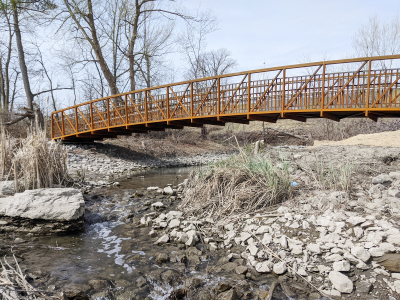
179;153;291;224
297;160;354;192
0;130;19;180
0;127;69;192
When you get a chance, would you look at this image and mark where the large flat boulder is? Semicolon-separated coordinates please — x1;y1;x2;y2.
0;188;85;221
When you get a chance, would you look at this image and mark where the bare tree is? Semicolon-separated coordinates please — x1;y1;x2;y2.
179;11;218;80
0;2;16;112
353;15;400;69
0;0;56;126
61;0;191;100
62;0;121;96
197;48;237;78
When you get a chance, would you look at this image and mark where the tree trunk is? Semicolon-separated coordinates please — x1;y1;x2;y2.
128;0;140;92
11;1;34;112
87;0;120;96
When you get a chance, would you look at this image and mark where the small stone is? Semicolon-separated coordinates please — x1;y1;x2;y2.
328;271;353;293
255;225;270;235
185;236;196;247
151;201;165;208
168;219;180;228
255;261;272;273
273;262;287;275
148;229;157;237
389;172;400;180
333;260;351;272
289;221;300;229
306;243;321;254
147;186;159;191
351;246;370;262
326;254;343;262
185;278;203;289
372;174;392;186
318;265;331;273
280;236;288;249
369;247;385;257
247;244;258;256
392;273;400;280
89;279;109;291
177;232;189;244
235;265;248;275
216;288;238;300
164;186;175;195
297;268;307;276
261;233;272;245
353;227;363;239
389;189;400;198
291;244;303;255
240;231;251;242
302;220;310;229
209;242;218;251
356;281;372;293
387;234;400;245
155;234;169;244
215;281;231;293
156;253;169;264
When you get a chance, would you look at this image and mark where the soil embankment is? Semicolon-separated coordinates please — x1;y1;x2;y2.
314;129;400;147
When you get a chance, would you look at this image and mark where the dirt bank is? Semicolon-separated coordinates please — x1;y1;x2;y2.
314;130;400;147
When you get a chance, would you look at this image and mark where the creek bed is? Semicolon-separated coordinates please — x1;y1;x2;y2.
0;166;293;300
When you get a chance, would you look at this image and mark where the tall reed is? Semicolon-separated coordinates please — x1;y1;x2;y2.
0;126;69;192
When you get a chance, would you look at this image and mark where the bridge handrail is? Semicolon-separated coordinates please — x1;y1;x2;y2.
51;55;400;114
51;55;400;141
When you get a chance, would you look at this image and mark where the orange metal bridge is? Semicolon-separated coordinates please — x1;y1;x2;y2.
51;55;400;142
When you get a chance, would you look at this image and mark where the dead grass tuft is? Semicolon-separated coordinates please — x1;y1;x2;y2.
179;152;291;224
0;126;69;192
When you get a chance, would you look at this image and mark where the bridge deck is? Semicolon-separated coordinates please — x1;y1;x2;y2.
51;55;400;142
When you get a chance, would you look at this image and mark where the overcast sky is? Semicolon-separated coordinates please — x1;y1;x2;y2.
183;0;399;72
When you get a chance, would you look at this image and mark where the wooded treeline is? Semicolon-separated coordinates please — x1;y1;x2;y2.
0;0;237;126
0;1;399;128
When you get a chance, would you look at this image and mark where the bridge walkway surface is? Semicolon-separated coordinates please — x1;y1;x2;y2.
51;55;400;142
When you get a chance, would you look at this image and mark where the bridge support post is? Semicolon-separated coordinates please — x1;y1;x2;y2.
248;73;251;112
281;69;286;112
366;59;372;115
75;107;78;134
167;87;170;119
217;78;221;115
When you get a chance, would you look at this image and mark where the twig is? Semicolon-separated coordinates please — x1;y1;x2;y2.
266;280;280;300
266;126;308;140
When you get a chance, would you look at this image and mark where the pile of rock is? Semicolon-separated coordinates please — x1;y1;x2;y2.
143;172;400;299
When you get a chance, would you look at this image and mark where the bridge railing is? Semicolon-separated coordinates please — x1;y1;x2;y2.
51;55;400;140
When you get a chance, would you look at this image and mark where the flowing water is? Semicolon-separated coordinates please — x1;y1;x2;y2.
2;166;296;299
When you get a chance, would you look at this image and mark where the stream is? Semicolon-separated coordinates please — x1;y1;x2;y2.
1;166;291;300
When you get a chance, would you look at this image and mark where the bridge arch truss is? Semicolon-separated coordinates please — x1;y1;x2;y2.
51;55;400;142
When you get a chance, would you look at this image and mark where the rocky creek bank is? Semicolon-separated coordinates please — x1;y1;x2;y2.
0;179;289;300
2;144;400;300
140;170;400;300
64;143;233;184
